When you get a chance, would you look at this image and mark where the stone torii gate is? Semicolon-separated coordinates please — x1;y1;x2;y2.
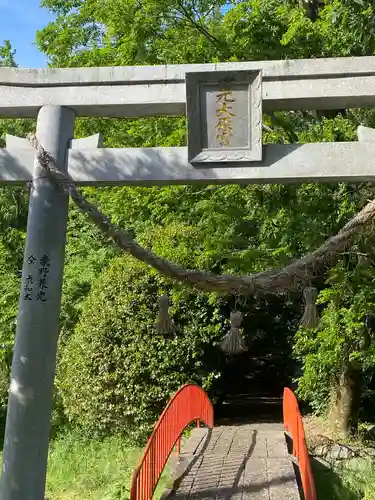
1;56;375;500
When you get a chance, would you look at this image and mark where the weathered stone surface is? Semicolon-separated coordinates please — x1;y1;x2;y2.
166;424;299;500
266;436;291;459
358;125;375;142
2;56;375;117
267;459;300;500
181;428;209;456
313;442;357;460
5;142;375;186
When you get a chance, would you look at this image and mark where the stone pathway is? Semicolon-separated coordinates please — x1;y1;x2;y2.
167;424;300;500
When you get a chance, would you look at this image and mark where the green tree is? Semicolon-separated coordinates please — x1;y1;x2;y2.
59;253;223;442
37;0;375;66
37;0;231;66
295;244;375;436
0;40;16;67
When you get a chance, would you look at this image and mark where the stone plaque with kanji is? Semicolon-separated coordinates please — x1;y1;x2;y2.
186;70;262;164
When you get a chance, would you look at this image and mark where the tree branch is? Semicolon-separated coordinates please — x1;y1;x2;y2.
175;0;226;52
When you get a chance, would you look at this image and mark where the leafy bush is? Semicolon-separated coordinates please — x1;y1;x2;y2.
0;242;21;424
294;254;375;415
58;255;224;443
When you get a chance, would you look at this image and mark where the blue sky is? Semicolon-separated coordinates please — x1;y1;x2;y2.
0;1;233;68
0;0;54;68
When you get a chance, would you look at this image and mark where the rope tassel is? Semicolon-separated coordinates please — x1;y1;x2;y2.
156;295;175;335
219;311;247;355
300;287;319;329
358;254;370;267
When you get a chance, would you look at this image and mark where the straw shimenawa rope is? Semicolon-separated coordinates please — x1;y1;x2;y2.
219;311;247;355
28;135;375;296
156;295;175;335
300;286;319;329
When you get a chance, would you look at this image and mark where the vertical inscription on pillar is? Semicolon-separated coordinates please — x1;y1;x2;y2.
23;254;51;302
24;255;36;301
37;254;50;302
186;69;262;164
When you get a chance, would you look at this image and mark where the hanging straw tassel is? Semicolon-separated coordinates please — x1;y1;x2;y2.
156;295;175;335
358;254;370;267
300;287;319;329
219;311;247;355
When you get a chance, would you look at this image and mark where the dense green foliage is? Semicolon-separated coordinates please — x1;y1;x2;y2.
59;255;223;441
0;41;16;67
295;254;375;414
1;1;375;451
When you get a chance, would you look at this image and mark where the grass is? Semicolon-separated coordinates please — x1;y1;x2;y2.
338;458;375;500
9;414;375;499
304;416;375;500
312;456;375;500
45;431;172;500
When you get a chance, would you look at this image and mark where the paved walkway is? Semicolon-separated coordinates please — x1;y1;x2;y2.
168;424;300;500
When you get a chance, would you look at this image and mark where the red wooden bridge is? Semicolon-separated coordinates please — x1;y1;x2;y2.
131;385;317;500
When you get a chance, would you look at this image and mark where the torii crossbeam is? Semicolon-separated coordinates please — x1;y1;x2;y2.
1;56;375;500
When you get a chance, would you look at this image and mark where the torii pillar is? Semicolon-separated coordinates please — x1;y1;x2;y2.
0;106;101;500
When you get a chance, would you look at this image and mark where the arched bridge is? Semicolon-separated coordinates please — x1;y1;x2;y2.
131;385;316;500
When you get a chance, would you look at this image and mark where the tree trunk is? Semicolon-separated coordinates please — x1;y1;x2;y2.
299;0;324;22
330;364;362;437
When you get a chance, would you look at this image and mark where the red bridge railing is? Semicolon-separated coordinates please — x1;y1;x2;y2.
283;388;317;500
130;384;214;500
